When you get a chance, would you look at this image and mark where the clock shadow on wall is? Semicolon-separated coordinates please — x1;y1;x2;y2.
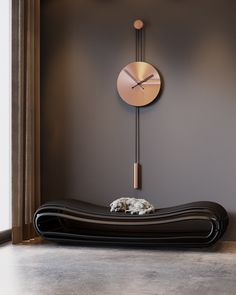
41;0;169;203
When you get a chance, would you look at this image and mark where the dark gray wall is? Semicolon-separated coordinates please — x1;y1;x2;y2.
41;0;236;240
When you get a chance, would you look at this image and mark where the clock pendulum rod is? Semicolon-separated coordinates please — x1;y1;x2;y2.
133;19;144;189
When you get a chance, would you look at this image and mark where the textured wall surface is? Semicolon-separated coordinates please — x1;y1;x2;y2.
41;0;236;239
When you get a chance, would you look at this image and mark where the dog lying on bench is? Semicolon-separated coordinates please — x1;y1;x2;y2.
110;197;155;215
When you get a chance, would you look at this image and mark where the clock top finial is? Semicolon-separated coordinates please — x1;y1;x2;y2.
133;19;144;30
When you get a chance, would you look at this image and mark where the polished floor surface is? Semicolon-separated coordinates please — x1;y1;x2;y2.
0;241;236;295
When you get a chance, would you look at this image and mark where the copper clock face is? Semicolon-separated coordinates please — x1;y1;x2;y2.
117;61;161;107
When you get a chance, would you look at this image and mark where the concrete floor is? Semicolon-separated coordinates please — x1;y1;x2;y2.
0;242;236;295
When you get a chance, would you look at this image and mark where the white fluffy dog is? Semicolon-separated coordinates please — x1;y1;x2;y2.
110;197;155;215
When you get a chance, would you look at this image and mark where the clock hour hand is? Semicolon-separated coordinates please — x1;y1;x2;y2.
132;74;154;89
124;69;144;90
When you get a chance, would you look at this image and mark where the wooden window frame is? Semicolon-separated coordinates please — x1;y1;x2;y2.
11;0;40;244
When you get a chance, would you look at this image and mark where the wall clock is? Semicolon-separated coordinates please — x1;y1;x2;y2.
116;20;162;189
117;61;161;107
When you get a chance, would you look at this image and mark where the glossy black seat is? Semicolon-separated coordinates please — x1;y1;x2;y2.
34;199;228;247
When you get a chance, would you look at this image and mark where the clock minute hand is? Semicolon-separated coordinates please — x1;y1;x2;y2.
132;74;154;89
124;69;144;90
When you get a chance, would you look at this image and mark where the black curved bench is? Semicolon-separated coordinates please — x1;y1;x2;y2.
33;199;228;247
